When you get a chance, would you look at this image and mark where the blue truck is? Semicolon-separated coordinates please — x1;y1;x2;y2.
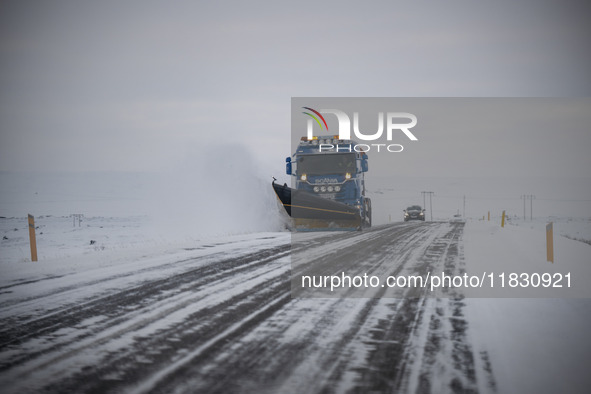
272;135;372;231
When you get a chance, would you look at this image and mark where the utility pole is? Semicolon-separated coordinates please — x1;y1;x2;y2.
522;195;535;220
421;191;434;221
72;214;83;227
463;195;466;217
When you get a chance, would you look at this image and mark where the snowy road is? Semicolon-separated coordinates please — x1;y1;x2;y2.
0;221;494;393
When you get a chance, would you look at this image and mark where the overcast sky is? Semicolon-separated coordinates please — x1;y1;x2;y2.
1;0;590;175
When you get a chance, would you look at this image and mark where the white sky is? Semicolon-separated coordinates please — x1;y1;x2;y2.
1;0;590;175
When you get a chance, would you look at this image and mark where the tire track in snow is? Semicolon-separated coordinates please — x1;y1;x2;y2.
0;222;493;394
136;223;451;394
0;244;290;374
394;222;496;394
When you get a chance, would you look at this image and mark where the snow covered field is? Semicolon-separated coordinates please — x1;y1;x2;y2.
462;217;591;393
0;214;288;296
1;215;155;265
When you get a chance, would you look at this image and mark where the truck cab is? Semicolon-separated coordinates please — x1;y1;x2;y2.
286;135;371;228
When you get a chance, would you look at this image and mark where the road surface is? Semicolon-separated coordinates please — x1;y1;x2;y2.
0;221;496;393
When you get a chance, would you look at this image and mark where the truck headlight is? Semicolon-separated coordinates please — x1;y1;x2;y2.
334;185;341;192
345;173;351;179
300;174;307;181
320;186;327;192
327;186;334;192
313;186;320;193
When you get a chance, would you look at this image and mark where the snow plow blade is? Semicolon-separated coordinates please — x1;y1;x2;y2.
272;181;362;231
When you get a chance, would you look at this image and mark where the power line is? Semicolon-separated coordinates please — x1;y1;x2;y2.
431;195;591;202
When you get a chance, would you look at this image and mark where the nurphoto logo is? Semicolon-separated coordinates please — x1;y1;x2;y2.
302;107;418;152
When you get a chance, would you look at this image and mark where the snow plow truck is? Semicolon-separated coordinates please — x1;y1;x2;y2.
273;135;372;231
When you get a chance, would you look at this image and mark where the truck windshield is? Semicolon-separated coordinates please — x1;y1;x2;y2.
297;153;356;175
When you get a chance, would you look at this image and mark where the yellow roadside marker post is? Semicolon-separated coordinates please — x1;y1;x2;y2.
501;210;506;227
546;222;554;263
28;214;38;262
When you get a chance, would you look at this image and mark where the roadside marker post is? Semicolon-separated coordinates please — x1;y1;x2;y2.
501;210;506;227
546;222;554;263
28;214;38;262
488;211;490;221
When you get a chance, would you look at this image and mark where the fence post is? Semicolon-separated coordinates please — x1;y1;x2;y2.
28;214;38;262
